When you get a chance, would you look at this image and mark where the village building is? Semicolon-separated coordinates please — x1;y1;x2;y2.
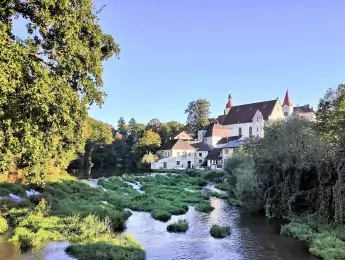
151;90;316;170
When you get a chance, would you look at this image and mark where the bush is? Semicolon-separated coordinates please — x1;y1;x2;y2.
0;216;8;234
195;201;214;213
210;224;230;238
166;219;189;233
151;211;171;222
207;191;228;199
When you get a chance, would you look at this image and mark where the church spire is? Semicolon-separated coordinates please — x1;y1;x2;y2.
226;92;234;108
283;89;292;106
224;92;233;115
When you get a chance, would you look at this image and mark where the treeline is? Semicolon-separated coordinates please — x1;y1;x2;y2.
69;118;185;172
225;84;345;259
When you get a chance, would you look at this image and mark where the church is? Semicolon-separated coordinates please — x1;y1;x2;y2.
208;90;316;139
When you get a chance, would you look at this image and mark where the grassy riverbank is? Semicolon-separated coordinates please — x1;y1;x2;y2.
0;170;226;259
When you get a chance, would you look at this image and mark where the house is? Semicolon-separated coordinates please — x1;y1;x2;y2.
197;123;233;148
152;139;196;169
205;148;223;170
221;138;246;166
282;90;316;121
186;141;209;166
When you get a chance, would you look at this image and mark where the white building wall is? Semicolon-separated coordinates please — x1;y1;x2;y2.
225;122;254;138
282;104;293;118
195;151;208;166
171;149;196;168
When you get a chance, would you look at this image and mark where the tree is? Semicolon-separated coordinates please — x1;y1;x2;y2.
316;84;345;147
141;152;158;168
117;117;129;136
134;129;161;156
185;99;211;133
83;117;114;174
126;118;145;149
146;119;161;133
0;1;119;183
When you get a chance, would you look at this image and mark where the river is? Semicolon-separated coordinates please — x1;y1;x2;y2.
0;174;319;260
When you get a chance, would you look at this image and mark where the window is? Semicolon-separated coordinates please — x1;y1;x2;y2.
182;152;187;158
257;128;259;132
199;152;202;157
177;152;180;157
238;127;242;136
284;112;288;116
224;149;229;154
257;117;258;122
188;152;192;157
176;161;180;165
249;126;253;137
199;159;202;164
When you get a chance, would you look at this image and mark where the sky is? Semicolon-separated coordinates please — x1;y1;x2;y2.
16;0;345;127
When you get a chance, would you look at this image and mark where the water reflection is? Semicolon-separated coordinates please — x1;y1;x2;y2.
126;198;318;260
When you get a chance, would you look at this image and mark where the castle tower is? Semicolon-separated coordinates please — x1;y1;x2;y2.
282;90;293;118
224;92;234;115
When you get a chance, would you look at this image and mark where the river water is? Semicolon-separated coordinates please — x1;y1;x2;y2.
0;177;318;260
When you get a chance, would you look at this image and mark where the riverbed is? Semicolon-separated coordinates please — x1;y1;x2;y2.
0;177;318;260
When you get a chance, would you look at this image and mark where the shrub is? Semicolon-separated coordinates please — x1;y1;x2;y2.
166;219;189;233
0;216;8;234
195;201;214;213
151;211;171;222
66;242;145;260
210;224;231;238
207;191;228;199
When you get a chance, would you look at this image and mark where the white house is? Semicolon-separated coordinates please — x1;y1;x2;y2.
197;123;233;148
282;90;316;121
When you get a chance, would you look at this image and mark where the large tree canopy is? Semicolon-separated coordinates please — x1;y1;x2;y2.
0;0;119;183
184;99;210;133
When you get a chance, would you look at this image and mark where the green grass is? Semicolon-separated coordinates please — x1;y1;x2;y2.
210;224;231;238
65;233;145;260
214;183;230;191
281;216;345;260
0;172;214;255
167;219;189;233
195;201;214;213
228;198;242;207
207;191;228;199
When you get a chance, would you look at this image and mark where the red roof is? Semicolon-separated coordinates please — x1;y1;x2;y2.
283;90;292;106
226;93;234;108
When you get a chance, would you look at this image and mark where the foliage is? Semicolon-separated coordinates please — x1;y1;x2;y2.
65;238;145;260
141;152;157;166
0;0;118;183
117;117;129;136
166;219;189;233
0;216;8;234
225;150;264;212
158;121;184;143
210;224;230;238
184;99;211;133
281;216;345;260
316;84;345;147
134;129;161;156
195;201;214;213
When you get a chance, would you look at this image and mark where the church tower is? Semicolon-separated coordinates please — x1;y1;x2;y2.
282;90;293;118
224;92;234;115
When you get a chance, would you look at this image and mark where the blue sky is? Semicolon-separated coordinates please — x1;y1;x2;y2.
17;0;345;126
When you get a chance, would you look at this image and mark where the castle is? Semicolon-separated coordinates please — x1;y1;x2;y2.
151;90;316;170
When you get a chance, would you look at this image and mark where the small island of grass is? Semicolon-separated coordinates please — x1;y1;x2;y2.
210;224;231;238
167;219;189;233
195;201;214;213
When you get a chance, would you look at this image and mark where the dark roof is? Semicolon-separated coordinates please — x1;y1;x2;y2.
222;139;245;149
186;141;209;151
158;139;196;151
205;148;222;160
293;105;314;114
223;99;278;125
217;115;227;124
203;123;233;138
217;135;243;145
